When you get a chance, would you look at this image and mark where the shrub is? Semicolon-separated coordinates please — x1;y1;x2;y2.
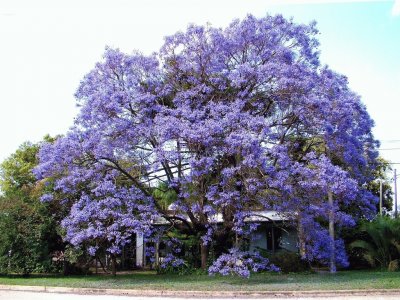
388;259;399;272
266;251;310;273
208;248;279;278
350;216;400;270
156;254;193;275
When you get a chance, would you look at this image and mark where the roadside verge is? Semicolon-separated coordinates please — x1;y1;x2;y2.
1;284;400;298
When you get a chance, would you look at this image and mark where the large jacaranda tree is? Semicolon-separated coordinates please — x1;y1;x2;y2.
35;15;379;274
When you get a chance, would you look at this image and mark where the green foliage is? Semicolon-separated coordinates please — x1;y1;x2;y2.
262;250;310;273
152;182;177;210
156;261;195;276
0;139;63;275
61;245;93;275
0;197;36;274
0;142;39;197
350;216;400;270
63;245;84;265
388;259;399;272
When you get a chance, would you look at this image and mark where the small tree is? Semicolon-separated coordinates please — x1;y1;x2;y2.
0;141;62;275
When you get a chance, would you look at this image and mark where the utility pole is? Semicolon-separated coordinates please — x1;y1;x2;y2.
395;169;398;218
328;190;336;273
379;180;383;216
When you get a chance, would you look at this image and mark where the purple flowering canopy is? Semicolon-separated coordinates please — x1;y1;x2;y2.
35;14;379;273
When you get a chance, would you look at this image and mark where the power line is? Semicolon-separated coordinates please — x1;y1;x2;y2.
379;148;400;150
380;140;400;143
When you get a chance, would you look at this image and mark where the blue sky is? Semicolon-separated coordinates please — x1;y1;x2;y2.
0;0;399;170
273;1;400;166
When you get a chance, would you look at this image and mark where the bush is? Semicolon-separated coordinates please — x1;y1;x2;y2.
266;251;310;273
388;259;399;272
156;254;194;275
208;248;279;278
0;197;59;275
349;216;400;270
0;141;64;275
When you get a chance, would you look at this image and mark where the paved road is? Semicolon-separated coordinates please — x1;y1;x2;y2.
1;290;400;300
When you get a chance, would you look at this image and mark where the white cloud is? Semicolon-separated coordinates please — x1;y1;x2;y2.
392;0;400;15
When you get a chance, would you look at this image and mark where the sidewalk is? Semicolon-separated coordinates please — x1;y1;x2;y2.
1;284;400;298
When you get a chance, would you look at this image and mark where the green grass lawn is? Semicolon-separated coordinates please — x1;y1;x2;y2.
0;270;399;291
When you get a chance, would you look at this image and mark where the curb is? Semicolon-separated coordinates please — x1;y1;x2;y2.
1;285;400;298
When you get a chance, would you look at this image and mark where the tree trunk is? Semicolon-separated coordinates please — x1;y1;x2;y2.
297;217;306;259
200;242;208;270
63;257;68;276
95;257;98;274
96;256;109;274
121;246;125;270
328;190;336;273
111;255;117;276
155;241;160;268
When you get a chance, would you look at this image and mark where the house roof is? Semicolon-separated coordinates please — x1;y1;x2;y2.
152;210;288;225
